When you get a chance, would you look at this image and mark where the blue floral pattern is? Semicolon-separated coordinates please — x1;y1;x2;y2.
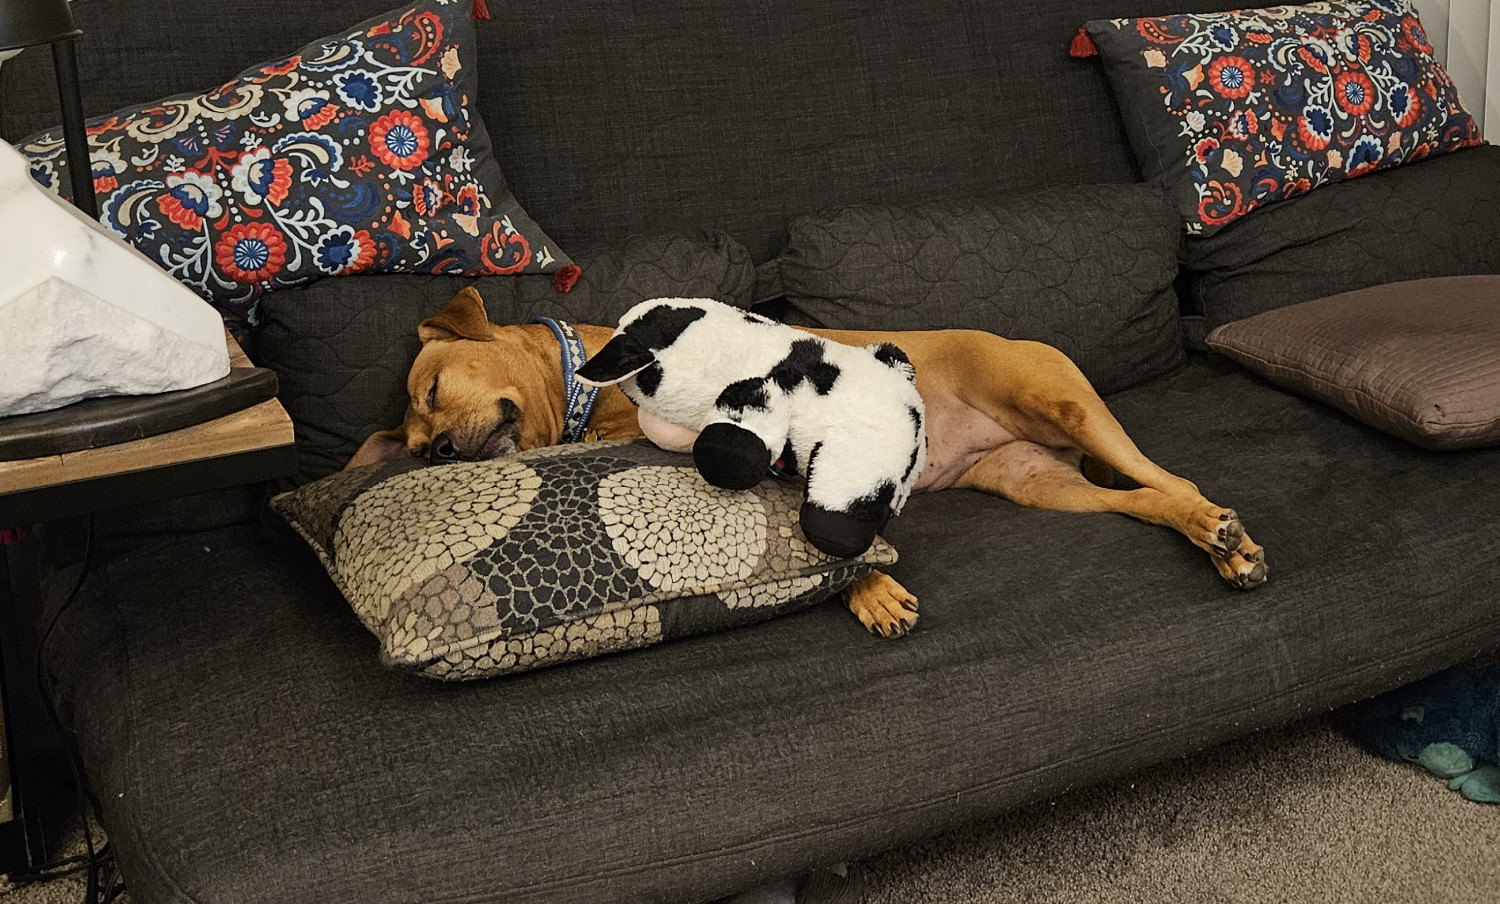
1087;1;1482;235
17;0;570;336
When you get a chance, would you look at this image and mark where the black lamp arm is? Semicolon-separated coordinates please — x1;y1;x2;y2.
49;37;96;220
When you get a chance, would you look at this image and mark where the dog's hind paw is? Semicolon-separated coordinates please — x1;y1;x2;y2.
1213;511;1245;553
845;571;919;637
1188;506;1246;555
1213;534;1267;589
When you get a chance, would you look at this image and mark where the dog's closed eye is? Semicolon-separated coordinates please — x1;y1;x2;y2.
426;376;440;411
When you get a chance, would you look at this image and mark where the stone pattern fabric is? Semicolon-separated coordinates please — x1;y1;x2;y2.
775;186;1185;395
271;440;895;679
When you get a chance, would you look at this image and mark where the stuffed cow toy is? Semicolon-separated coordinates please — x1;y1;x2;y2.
575;298;927;559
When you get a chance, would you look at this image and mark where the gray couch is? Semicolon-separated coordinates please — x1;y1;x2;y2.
4;1;1500;902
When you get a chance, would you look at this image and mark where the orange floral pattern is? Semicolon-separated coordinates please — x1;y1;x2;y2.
17;0;569;337
1089;1;1480;235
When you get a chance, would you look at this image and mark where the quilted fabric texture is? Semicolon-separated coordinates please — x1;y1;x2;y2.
1207;275;1500;449
1182;144;1500;327
0;0;1298;271
259;229;757;485
270;440;896;679
776;186;1185;395
14;0;569;337
1085;1;1481;236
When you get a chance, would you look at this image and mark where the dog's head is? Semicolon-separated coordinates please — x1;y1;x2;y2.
348;287;553;468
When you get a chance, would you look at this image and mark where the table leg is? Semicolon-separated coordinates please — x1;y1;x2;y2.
0;535;75;875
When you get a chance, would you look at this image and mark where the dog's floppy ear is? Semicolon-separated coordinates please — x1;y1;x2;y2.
346;428;413;468
418;287;495;343
575;333;656;387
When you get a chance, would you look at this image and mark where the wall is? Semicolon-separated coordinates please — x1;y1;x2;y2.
1415;0;1498;133
4;3;1495;131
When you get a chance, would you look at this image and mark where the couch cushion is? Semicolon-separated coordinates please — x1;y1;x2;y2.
259;229;756;485
1;0;1281;269
1206;275;1500;450
776;186;1184;394
47;354;1500;904
1181;144;1500;328
12;0;569;336
271;440;894;679
1085;1;1480;236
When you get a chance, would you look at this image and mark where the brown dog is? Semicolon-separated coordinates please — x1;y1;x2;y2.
351;288;1267;636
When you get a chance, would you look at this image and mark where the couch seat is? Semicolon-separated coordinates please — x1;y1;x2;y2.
46;353;1500;904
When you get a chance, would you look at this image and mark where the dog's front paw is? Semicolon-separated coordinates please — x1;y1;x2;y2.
846;571;919;637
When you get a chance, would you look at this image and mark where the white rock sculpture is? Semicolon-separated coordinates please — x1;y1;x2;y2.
0;139;229;418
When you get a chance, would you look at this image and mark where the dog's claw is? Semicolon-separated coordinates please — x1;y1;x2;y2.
846;572;920;638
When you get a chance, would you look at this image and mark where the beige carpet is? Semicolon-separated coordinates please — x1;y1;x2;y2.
2;716;1496;904
860;716;1500;904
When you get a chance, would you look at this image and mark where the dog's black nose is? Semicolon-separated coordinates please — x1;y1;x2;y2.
429;432;460;463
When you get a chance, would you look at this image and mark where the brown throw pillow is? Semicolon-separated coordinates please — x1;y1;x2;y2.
1206;276;1500;450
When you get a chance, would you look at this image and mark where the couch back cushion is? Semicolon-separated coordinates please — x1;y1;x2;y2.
0;0;1247;263
1182;144;1500;328
260;229;758;485
777;186;1186;394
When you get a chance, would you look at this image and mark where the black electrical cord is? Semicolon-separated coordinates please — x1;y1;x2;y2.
16;515;119;904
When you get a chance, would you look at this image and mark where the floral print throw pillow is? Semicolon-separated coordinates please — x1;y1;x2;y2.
15;0;571;336
1084;1;1481;236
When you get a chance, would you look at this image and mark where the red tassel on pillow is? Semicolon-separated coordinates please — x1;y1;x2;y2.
553;264;582;294
0;528;24;545
1070;26;1098;58
472;0;490;20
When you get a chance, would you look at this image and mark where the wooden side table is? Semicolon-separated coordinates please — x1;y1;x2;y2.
0;334;295;875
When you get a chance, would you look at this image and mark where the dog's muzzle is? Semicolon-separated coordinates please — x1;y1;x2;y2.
429;400;523;463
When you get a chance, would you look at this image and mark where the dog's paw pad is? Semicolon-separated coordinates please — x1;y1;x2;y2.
1214;531;1268;589
1215;518;1245;551
1199;506;1247;553
1231;560;1268;589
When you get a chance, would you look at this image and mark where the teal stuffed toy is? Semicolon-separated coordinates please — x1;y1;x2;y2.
1345;663;1500;803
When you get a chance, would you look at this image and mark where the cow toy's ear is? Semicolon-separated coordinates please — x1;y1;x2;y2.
576;334;656;387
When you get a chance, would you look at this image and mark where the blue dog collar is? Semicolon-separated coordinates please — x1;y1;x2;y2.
534;317;601;444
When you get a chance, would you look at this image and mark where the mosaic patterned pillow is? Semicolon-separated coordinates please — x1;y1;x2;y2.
15;0;570;337
1084;0;1482;236
271;440;898;680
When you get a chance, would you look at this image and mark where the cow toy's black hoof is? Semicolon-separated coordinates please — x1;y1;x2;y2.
693;422;770;491
799;503;883;559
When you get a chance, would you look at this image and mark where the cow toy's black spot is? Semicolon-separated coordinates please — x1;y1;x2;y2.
872;342;911;371
634;362;664;397
625;304;708;351
770;339;841;395
716;377;771;413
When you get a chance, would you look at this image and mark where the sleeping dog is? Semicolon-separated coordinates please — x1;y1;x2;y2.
351;287;1267;636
